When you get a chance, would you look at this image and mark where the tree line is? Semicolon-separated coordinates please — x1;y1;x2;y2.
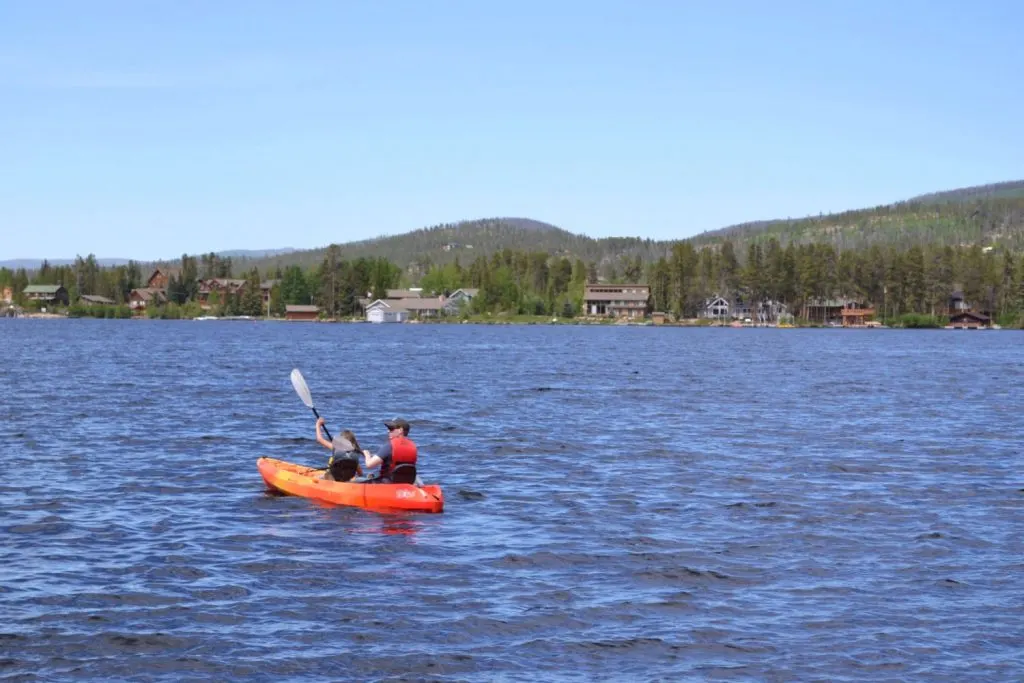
4;239;1024;326
647;239;1024;325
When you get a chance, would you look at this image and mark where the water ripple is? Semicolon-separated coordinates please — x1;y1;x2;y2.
0;320;1021;680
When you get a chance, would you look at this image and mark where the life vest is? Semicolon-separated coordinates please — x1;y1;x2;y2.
382;435;417;480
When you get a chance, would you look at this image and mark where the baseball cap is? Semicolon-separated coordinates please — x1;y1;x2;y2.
384;417;410;433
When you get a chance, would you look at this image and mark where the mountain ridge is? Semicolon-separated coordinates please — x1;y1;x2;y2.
5;180;1024;273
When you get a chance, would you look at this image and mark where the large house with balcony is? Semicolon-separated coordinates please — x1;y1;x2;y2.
22;284;70;306
583;284;650;319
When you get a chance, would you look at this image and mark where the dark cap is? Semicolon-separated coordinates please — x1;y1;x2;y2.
384;417;410;434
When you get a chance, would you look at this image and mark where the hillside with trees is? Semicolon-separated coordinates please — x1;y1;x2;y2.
213;181;1024;279
3;180;1024;326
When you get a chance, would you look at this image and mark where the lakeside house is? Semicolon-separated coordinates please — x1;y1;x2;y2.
442;288;479;315
948;311;993;329
146;268;171;290
285;305;319;321
582;283;650;319
365;299;409;323
841;304;876;327
358;288;468;322
364;297;445;322
80;294;116;306
197;278;247;306
22;284;70;306
129;287;167;311
128;271;278;313
699;294;790;324
702;296;730;320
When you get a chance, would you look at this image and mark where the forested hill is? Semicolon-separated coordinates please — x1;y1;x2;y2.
242;218;670;275
199;180;1024;275
906;180;1024;205
686;181;1024;253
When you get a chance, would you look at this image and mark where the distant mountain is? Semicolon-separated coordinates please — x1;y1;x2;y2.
904;180;1024;205
491;218;564;232
233;181;1024;277
0;257;133;270
686;180;1024;253
0;249;298;271
242;217;669;276
6;181;1024;278
207;248;299;259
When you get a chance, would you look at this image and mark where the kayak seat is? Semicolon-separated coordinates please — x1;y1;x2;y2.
390;463;417;485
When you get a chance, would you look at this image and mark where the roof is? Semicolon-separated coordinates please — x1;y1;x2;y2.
448;288;480;298
399;297;443;311
583;284;650;302
950;311;991;322
146;267;178;283
285;305;319;313
584;290;650;302
23;284;64;294
365;299;408;313
130;287;166;301
806;298;862;308
385;289;423;299
199;278;246;290
80;295;115;304
585;284;649;291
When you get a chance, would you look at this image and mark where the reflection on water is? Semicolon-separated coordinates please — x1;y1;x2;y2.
0;320;1021;681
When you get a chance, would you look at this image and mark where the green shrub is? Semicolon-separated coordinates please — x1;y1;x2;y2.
899;313;942;328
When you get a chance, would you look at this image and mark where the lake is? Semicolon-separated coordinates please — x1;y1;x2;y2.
1;320;1021;681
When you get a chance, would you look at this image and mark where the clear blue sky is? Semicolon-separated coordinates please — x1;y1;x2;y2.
2;0;1021;261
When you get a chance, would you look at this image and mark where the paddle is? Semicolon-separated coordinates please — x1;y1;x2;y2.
290;368;332;441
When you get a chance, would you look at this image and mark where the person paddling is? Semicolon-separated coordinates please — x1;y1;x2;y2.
356;417;419;484
315;418;364;482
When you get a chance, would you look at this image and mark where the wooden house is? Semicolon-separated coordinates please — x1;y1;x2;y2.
22;284;70;306
80;294;116;306
702;296;730;320
285;305;320;321
841;305;876;327
442;288;479;314
146;268;171;290
583;284;650;319
948;311;992;329
197;278;246;306
260;280;279;307
128;287;166;311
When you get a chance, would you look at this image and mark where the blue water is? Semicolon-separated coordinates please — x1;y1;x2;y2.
1;320;1021;681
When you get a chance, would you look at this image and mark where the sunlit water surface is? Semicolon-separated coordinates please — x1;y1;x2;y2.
1;320;1021;681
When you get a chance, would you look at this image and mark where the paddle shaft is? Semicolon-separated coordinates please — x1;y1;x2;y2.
291;369;333;442
312;406;333;441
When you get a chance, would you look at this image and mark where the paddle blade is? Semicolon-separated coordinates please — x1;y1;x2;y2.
290;368;315;408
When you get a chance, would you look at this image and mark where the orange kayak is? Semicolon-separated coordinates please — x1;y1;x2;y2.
257;457;444;513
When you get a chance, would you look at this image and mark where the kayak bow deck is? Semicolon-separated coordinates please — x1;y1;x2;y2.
257;457;444;513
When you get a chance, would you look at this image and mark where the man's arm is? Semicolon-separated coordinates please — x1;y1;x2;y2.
363;440;392;469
